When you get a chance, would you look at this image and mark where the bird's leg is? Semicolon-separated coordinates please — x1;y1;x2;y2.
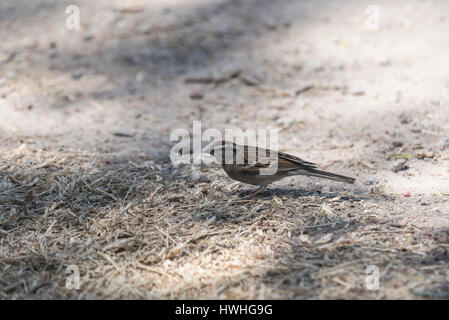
247;186;266;197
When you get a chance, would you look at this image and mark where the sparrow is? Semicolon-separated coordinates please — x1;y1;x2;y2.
207;140;355;196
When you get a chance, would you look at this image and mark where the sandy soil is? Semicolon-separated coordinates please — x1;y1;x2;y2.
1;0;449;299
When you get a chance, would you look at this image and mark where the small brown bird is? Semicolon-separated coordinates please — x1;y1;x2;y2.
208;140;355;196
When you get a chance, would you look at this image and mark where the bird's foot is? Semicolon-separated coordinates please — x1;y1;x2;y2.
245;186;266;198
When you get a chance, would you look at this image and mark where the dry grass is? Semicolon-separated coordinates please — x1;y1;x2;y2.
1;143;448;299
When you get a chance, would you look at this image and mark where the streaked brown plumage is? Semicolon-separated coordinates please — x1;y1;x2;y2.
209;140;355;195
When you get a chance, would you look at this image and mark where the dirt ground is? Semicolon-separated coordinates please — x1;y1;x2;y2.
1;0;449;299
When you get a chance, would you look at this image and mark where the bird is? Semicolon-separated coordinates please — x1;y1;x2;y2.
207;140;355;196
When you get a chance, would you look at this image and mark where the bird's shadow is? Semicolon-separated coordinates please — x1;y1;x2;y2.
235;187;374;202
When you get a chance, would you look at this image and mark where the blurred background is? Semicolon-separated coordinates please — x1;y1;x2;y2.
1;0;449;299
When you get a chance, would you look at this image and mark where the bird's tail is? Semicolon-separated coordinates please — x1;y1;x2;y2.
299;168;356;184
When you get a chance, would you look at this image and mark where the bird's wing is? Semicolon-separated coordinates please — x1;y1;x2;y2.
235;145;273;172
277;150;318;169
235;145;317;173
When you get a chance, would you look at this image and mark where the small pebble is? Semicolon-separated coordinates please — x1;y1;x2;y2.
229;116;240;125
83;34;94;42
402;190;411;197
416;150;435;159
424;151;434;158
72;70;83;80
365;175;379;185
398;112;412;124
391;159;408;173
